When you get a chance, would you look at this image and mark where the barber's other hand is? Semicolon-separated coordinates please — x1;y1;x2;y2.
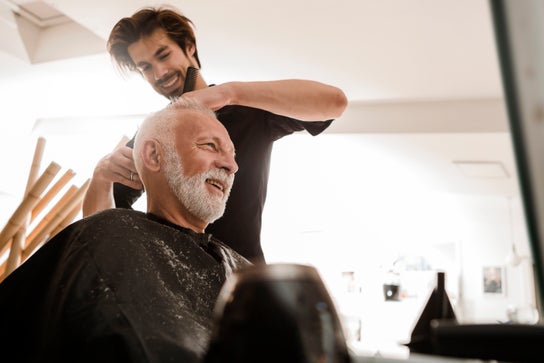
93;145;143;190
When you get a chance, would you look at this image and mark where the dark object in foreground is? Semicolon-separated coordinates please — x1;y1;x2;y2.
204;263;351;363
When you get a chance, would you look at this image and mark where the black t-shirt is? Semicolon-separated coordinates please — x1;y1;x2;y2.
114;105;333;263
0;208;249;363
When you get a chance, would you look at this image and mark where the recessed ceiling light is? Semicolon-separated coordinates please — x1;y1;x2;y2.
8;0;70;27
453;160;510;179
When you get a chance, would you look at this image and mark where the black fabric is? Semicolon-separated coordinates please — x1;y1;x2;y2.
114;105;333;263
0;208;250;363
114;135;143;209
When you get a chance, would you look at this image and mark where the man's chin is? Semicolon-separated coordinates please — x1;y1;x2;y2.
207;203;226;223
165;87;184;100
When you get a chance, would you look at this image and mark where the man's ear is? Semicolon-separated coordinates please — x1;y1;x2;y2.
141;139;162;171
186;42;196;56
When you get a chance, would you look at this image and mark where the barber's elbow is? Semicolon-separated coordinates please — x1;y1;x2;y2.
330;88;348;118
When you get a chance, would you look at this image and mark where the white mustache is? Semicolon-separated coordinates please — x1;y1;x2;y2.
203;169;234;196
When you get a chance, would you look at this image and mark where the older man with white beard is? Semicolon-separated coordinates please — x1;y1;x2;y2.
0;99;251;363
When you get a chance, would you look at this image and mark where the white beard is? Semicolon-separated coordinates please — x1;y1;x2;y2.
163;148;233;224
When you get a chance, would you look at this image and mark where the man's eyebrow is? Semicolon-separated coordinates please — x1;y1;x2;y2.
198;136;236;155
135;46;169;69
135;60;149;69
155;46;169;57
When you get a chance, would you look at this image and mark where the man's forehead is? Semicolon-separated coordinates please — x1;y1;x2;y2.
173;111;231;142
145;28;172;47
130;28;174;60
173;109;208;132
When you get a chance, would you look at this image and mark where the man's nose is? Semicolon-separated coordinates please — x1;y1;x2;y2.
153;63;169;81
218;154;238;175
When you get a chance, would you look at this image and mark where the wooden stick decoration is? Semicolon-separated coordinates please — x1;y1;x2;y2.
31;169;76;222
5;229;26;275
0;261;6;282
4;137;46;275
25;137;46;192
0;162;61;252
0;239;10;259
23;179;90;261
24;186;78;248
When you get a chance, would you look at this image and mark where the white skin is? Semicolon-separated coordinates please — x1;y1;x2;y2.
163;145;233;224
136;107;238;232
82;27;347;217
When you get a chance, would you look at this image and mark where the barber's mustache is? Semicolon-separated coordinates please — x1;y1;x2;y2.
155;70;182;88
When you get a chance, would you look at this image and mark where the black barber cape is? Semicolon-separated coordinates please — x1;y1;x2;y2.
0;209;250;363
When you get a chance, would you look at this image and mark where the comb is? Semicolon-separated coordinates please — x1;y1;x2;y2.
182;66;198;94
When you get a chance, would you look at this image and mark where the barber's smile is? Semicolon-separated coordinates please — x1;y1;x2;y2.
157;71;182;91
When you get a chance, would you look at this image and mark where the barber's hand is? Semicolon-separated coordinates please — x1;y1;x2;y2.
83;144;143;217
181;83;233;111
93;145;143;190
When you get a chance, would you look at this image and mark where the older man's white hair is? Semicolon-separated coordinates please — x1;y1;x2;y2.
133;98;216;172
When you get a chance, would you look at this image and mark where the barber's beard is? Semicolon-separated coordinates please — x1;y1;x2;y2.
163;149;233;224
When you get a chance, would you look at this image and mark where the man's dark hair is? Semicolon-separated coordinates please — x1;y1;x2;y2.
107;7;201;75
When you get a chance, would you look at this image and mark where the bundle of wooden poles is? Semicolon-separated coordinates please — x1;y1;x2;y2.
0;137;90;282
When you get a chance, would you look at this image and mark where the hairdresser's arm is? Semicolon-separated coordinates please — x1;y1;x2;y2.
184;80;347;121
82;146;142;217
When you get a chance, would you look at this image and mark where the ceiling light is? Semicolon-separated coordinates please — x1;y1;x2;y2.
453;160;510;179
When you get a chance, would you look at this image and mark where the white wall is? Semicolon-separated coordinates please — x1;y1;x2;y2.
261;133;537;352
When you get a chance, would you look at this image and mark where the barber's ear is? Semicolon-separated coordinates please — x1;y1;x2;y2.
187;42;196;57
141;140;162;171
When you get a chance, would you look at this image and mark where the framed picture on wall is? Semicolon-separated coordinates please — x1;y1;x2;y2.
483;266;505;295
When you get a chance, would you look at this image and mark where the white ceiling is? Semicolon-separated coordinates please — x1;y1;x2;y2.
0;0;521;222
0;0;504;101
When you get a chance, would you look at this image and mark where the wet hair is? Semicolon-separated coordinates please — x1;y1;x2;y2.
107;7;201;76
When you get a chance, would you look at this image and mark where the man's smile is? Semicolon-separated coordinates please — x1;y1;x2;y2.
157;71;182;91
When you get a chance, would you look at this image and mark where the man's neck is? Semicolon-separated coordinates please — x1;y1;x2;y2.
147;203;207;234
